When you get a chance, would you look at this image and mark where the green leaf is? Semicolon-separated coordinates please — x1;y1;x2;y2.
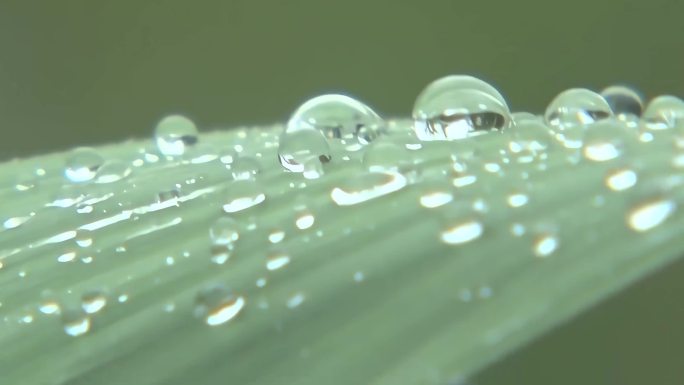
0;120;682;385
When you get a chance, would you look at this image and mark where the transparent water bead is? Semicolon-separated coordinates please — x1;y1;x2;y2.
193;284;245;326
641;95;684;130
62;308;91;337
600;85;644;118
287;94;384;149
155;114;199;156
231;156;260;180
330;171;407;206
508;120;554;155
222;180;266;213
627;199;676;232
545;88;613;129
94;160;132;184
64;148;104;183
412;75;511;141
362;140;411;172
210;217;240;247
277;128;331;172
81;290;107;314
582;120;631;162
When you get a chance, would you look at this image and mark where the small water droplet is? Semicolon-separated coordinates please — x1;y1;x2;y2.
605;168;638;191
441;221;483;245
81;290;107;314
286;292;305;309
641;95;684;130
533;234;559;257
507;193;529;208
231;156;261;180
3;216;32;230
65;148;104;183
209;217;240;247
295;212;315;230
75;230;93;248
266;251;291;271
94;160;132;184
62;308;91;337
287;94;384;150
362;139;415;173
222;180;266;213
582;120;630;162
278;128;331;172
627;199;675;232
155;115;199;156
353;271;365;282
268;230;285;244
330;171;407;206
194;284;245;326
39;300;61;315
419;191;454;209
413;75;511;141
545;88;613;129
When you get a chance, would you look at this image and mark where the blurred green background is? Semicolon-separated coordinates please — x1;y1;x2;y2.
1;1;683;384
1;0;683;160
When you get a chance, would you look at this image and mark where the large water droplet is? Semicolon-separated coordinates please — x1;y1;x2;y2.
194;284;245;326
287;94;384;150
545;89;613;129
155;115;199;156
277;128;331;172
641;95;684;130
64;148;104;183
601;85;643;119
413;75;511;141
266;251;291;271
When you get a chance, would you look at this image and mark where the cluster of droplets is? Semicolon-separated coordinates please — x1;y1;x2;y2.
3;74;684;345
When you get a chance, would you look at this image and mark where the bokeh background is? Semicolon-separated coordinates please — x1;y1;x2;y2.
1;1;683;383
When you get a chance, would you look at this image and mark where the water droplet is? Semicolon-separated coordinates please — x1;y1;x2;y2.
3;216;32;230
81;290;107;314
413;75;511;141
508;120;553;156
511;112;540;125
330;171;407;206
39;300;61;315
545;88;613;129
641;95;684;130
266;251;291;271
601;85;643;118
286;292;305;309
278;128;331;172
582;120;630;162
231;156;260;180
533;234;559;257
268;230;285;244
353;271;365;282
62;308;91;337
209;217;240;247
222;180;266;213
605;168;638;191
75;230;93;248
419;191;454;209
64;148;104;183
57;251;77;263
507;193;529;208
295;212;315;230
362;140;411;172
441;221;483;245
194;284;245;326
627;199;675;232
287;94;384;150
94;160;132;183
155;115;198;156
